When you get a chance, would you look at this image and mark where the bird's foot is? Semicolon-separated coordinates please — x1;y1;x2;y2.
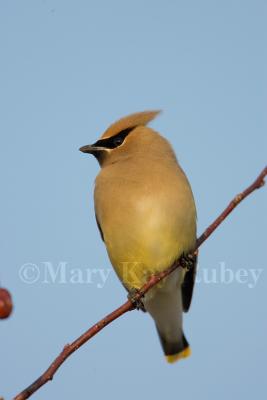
127;288;145;311
180;253;196;271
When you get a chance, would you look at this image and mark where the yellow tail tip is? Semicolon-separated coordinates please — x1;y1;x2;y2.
165;346;191;363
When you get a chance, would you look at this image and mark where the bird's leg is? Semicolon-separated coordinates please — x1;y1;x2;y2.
180;252;197;272
127;288;145;311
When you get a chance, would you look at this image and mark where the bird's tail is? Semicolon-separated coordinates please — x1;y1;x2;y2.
144;270;191;363
156;328;191;363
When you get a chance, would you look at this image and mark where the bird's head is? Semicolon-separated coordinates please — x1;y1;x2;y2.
79;110;164;167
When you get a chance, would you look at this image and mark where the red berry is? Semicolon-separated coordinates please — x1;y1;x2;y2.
0;288;13;319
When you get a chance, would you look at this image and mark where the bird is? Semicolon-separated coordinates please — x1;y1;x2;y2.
80;111;197;363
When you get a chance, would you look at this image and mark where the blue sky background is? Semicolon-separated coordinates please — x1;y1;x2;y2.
0;1;266;398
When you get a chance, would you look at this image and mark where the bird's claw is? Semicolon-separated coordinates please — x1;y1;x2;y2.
127;288;145;311
180;253;196;271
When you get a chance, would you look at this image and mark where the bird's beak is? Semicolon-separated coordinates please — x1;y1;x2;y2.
79;144;104;154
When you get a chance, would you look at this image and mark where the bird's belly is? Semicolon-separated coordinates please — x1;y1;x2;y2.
103;198;195;290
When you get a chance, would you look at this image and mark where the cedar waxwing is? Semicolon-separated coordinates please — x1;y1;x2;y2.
80;111;197;363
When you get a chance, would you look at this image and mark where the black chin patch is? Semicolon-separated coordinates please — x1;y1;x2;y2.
93;126;136;149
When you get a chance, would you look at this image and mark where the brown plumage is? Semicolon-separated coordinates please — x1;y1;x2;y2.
80;111;197;362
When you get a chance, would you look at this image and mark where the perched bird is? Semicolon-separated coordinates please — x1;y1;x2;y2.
80;111;197;363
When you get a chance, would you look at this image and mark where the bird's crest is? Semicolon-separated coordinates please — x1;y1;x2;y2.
100;110;161;139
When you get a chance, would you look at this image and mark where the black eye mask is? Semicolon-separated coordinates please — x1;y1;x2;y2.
93;126;137;149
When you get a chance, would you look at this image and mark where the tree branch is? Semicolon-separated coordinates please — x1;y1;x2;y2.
14;166;267;400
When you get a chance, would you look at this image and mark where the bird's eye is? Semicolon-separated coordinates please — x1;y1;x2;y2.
113;136;124;147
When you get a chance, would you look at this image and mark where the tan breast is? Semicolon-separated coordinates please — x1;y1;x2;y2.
94;155;196;290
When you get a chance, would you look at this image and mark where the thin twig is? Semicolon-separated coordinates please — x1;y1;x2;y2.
14;166;267;400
